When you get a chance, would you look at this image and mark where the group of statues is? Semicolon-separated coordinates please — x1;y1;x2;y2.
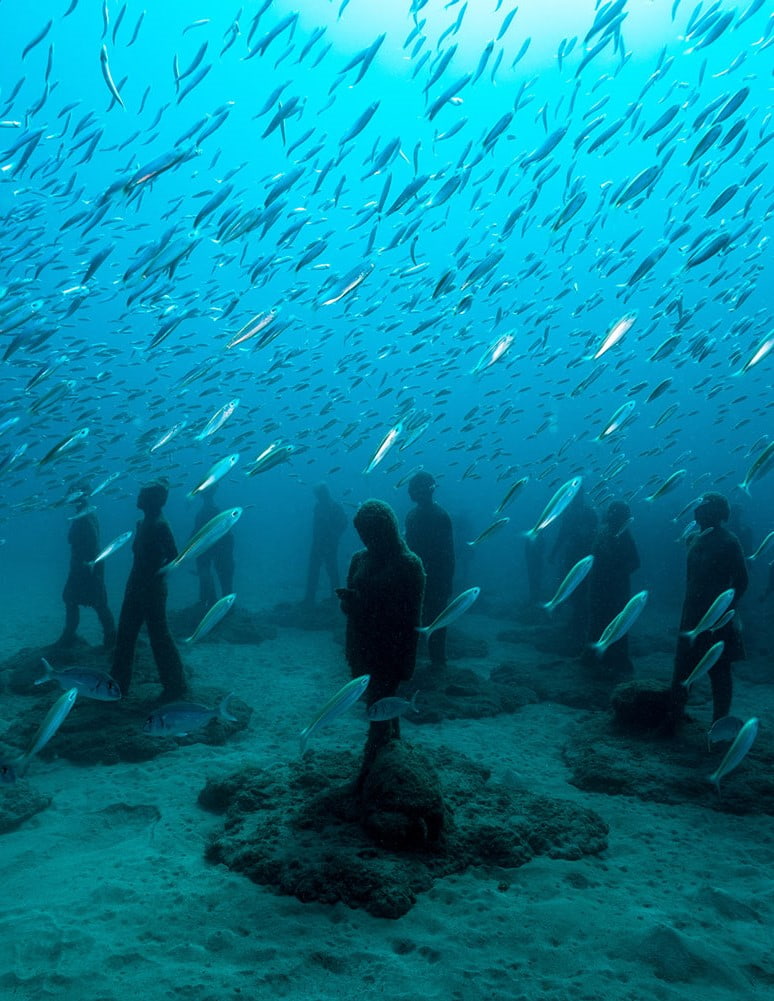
55;471;753;781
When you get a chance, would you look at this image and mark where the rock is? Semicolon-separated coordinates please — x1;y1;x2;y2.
564;712;774;814
408;663;536;724
491;659;613;711
610;679;674;732
202;743;608;918
1;686;251;768
0;782;51;834
360;742;445;850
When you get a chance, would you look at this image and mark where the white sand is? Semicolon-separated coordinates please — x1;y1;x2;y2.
2;568;773;1001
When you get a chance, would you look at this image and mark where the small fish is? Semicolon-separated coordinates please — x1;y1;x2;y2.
195;399;239;441
681;589;736;645
150;420;187;454
86;530;132;567
299;674;370;755
188;454;240;497
494;476;529;515
596;400;635;441
738;441;774;495
542;556;594;613
681;641;725;689
645;469;687;502
590;591;648;655
160;508;242;574
525;476;582;540
707;715;744;751
144;694;237;737
35;658;121;701
12;688;78;780
471;333;514;375
747;530;774;562
245;441;295;475
417;587;481;635
363;422;402;474
592;312;637;360
100;44;125;109
735;337;774;377
467;518;509;547
708;717;759;795
367;691;420;721
183;593;236;644
38;427;89;466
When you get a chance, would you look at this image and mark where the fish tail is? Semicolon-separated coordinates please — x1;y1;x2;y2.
679;629;695;645
182;635;194;644
415;625;430;636
409;690;420;713
541;601;555;615
736;482;750;496
299;728;310;756
218;693;237;723
34;658;53;685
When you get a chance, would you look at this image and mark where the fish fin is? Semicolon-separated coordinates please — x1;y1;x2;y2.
182;636;194;644
299;728;310;756
541;601;554;615
415;626;430;635
409;691;420;713
218;693;237;723
35;658;53;684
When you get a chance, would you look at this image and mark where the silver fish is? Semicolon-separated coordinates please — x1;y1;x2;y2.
590;590;648;655
35;658;121;701
299;674;370;755
188;454;240;497
17;687;78;778
417;586;481;635
542;555;594;613
144;694;236;736
525;476;582;540
159;508;242;574
681;589;735;645
183;593;236;644
86;530;133;567
466;518;509;547
707;715;744;752
708;716;759;794
367;691;420;721
681;641;725;690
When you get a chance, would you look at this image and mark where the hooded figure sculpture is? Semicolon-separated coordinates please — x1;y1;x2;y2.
405;472;454;669
586;501;640;676
670;491;748;726
339;499;425;781
58;482;116;649
111;479;187;700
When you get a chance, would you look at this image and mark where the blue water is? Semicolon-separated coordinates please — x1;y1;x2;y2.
0;0;772;633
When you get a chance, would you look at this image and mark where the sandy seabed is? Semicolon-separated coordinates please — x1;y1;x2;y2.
1;564;773;1001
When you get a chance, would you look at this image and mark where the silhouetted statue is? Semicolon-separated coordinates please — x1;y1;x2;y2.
338;499;425;784
304;483;347;605
195;488;235;611
586;501;640;676
550;484;598;651
57;483;116;649
112;480;187;700
405;472;454;668
670;492;748;726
